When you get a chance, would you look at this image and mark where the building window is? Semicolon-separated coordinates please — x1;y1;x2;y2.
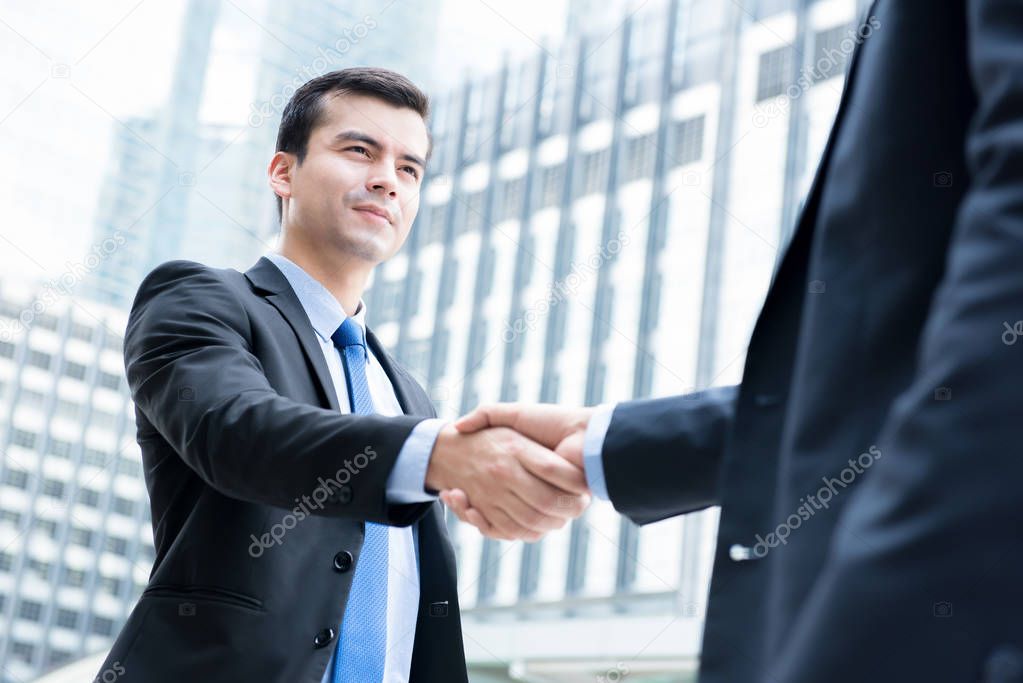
0;509;21;526
623;133;656;182
47;649;74;668
811;24;853;83
10;641;34;663
105;536;128;556
756;45;794;102
41;478;65;499
403;339;431;382
113;496;136;518
374;280;403;325
64;567;87;586
33;519;58;539
56;608;79;629
578;148;610;197
3;468;29;489
70;321;93;342
47;437;72;458
82;448;108;467
91;616;115;636
27;557;50;578
0;551;13;572
117;456;141;476
27;349;52;370
498;176;525;222
0;340;15;358
98;370;122;391
459;191;485;235
422;202;448;245
18;600;43;622
35;313;58;331
538;163;564;209
11;428;37;450
63;360;87;381
101;575;123;595
69;526;94;547
77;487;101;508
672;115;706;167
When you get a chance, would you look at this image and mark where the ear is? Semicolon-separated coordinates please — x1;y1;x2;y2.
268;151;294;204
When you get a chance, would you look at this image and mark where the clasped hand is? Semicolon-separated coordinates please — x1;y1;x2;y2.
424;404;595;541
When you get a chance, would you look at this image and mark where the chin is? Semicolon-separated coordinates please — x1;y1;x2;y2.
334;231;392;263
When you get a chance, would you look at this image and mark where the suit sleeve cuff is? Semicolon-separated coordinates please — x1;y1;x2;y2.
385;418;445;504
583;402;616;501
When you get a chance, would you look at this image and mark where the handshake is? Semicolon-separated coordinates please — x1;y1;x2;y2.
424;403;596;541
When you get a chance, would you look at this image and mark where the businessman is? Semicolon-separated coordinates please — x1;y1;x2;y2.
448;1;1023;681
97;67;589;682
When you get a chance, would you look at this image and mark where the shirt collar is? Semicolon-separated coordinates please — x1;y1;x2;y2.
264;252;368;344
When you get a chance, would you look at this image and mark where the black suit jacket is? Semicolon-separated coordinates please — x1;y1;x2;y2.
97;256;467;682
600;1;1023;681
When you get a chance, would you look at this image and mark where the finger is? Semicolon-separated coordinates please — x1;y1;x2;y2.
442;490;502;538
453;403;519;434
514;437;590;496
481;505;536;541
441;488;519;539
505;460;587;524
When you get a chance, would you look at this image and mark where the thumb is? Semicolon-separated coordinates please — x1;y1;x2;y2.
453;403;518;433
555;430;586;470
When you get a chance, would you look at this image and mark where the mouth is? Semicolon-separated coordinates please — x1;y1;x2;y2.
352;205;393;226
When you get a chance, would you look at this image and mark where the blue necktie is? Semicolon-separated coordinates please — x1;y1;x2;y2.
330;318;388;683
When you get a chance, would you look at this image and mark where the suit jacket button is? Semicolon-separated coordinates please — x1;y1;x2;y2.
313;627;336;648
729;544;756;562
333;551;354;572
337;485;352;504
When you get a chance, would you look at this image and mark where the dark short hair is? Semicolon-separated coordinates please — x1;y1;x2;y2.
273;67;431;221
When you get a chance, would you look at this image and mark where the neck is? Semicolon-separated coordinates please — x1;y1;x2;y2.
275;233;372;317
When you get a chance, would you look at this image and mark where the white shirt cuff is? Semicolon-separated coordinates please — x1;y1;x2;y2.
582;402;616;500
385;418;445;504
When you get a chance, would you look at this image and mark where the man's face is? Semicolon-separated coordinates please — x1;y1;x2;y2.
281;93;429;265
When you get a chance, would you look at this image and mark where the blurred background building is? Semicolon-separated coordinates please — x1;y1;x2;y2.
0;0;872;680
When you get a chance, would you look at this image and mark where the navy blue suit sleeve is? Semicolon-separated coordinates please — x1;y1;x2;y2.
600;385;738;525
771;2;1023;680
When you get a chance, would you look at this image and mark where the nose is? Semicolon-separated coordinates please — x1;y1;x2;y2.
366;161;398;198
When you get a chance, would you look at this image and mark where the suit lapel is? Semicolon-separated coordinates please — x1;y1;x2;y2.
244;257;340;412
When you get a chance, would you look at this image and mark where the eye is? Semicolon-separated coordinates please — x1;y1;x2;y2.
346;146;370;156
401;165;420;179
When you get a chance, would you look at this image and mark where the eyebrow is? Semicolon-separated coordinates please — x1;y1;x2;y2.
331;129;427;170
